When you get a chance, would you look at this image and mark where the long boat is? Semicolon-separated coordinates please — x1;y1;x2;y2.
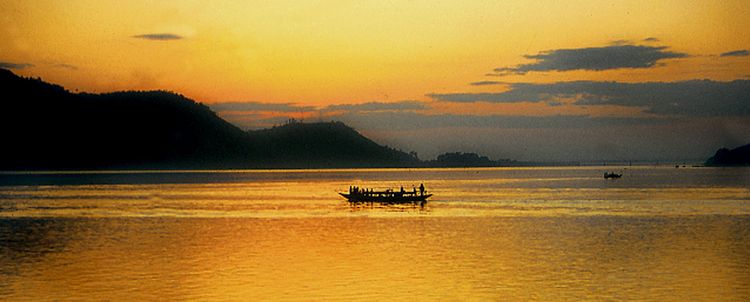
603;172;622;179
340;187;432;204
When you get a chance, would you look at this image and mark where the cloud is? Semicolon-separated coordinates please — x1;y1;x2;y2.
332;111;669;131
429;80;750;117
53;63;78;70
241;111;668;133
132;33;183;41
0;62;34;70
211;100;432;130
325;101;427;112
211;100;429;114
209;102;314;112
609;39;632;46
469;81;504;86
720;49;750;57
490;44;687;75
643;37;659;42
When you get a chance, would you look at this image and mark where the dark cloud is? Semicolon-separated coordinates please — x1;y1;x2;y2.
0;62;34;70
242;111;666;133
132;33;183;41
491;44;687;75
720;49;750;57
209;102;314;112
325;101;427;112
324;111;666;131
429;80;750;117
643;37;659;42
469;81;504;86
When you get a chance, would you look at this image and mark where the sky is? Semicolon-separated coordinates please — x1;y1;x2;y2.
1;0;749;162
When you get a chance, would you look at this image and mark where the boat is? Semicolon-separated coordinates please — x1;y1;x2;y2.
603;172;622;179
340;185;432;205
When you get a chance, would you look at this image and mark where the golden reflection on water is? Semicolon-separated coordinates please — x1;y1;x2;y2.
1;167;749;300
1;217;749;300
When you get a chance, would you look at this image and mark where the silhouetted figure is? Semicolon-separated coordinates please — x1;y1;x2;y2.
419;183;425;196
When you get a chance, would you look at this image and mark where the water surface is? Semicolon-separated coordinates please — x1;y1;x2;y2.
1;167;749;300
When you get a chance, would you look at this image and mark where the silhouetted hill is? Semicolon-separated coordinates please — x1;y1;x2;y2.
705;144;750;166
0;68;419;169
427;152;519;167
1;70;254;169
248;121;419;168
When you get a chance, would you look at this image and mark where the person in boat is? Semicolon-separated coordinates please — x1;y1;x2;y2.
412;186;417;195
419;183;425;196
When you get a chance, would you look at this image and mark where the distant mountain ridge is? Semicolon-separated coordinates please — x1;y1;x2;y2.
705;144;750;166
427;152;519;167
0;68;420;169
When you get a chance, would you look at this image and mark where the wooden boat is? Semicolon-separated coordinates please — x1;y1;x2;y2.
340;187;431;204
603;172;622;179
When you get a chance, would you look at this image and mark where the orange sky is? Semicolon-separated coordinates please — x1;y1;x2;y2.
1;0;748;106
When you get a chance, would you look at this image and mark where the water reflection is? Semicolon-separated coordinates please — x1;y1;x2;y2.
347;202;428;214
0;219;72;296
0;216;748;300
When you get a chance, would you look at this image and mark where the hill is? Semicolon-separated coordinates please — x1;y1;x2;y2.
248;121;419;168
705;144;750;166
427;152;519;167
0;68;418;169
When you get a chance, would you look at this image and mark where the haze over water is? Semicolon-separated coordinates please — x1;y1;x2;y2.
1;167;749;300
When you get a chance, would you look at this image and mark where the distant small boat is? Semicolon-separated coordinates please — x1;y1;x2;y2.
340;185;431;205
603;172;622;179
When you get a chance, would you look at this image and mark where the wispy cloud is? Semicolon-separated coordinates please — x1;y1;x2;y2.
720;49;750;57
209;102;314;112
609;39;632;46
490;44;687;75
53;63;78;70
325;101;427;112
132;33;183;41
0;61;34;70
643;37;659;42
429;80;750;117
210;100;432;130
469;81;504;86
211;100;429;114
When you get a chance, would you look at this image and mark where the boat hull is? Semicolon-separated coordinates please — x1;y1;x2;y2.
339;193;432;204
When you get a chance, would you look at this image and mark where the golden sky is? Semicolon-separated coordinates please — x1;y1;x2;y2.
1;0;748;104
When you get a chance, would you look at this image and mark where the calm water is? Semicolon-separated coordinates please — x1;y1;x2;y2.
1;167;749;300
